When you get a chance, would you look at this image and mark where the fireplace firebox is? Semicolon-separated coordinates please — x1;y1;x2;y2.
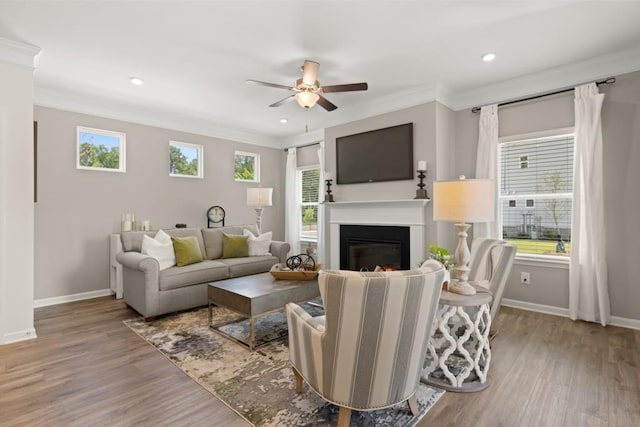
340;225;410;271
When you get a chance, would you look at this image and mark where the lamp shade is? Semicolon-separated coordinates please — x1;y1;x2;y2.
433;178;494;223
247;187;273;207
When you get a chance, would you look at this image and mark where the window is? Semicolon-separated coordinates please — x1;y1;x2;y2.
299;168;320;240
170;141;203;178
234;151;259;182
498;130;574;257
76;126;125;172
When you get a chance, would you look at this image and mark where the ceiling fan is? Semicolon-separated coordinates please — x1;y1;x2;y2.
246;60;368;111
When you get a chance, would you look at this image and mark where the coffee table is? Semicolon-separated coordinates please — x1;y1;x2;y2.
208;272;320;351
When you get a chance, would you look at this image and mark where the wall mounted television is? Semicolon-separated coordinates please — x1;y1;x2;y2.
336;123;413;185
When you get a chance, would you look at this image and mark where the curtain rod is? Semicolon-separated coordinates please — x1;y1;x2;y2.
471;77;616;114
284;141;321;152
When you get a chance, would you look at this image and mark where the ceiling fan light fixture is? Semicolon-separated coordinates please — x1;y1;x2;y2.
295;91;320;109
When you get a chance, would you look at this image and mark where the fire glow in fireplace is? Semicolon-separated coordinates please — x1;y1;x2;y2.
340;225;410;271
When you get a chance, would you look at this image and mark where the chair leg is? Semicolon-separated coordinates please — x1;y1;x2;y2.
408;394;419;417
292;367;303;393
337;406;352;427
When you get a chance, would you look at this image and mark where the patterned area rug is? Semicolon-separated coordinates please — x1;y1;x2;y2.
124;303;444;426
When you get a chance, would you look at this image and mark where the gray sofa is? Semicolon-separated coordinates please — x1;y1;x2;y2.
116;225;290;319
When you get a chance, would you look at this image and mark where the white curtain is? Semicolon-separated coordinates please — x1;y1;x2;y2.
316;142;326;265
474;104;499;238
285;148;299;255
570;83;610;326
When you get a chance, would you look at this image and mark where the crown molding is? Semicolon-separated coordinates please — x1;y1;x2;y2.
448;45;640;112
34;87;280;148
0;37;41;68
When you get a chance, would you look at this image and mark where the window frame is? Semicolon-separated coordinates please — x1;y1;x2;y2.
497;127;574;263
76;126;126;173
169;140;204;179
298;166;320;242
234;150;260;183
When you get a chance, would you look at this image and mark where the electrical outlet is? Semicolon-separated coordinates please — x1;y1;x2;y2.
521;272;531;284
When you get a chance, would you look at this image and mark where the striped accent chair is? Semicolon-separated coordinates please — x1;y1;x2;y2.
468;238;517;321
286;260;446;426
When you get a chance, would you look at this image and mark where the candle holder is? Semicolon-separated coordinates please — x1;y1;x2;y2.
414;170;429;199
324;179;335;202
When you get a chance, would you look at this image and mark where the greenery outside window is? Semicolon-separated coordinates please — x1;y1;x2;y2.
498;129;574;258
76;126;126;172
234;151;259;182
170;141;203;178
299;167;320;240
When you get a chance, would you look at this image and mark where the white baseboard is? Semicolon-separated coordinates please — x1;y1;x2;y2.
34;289;114;308
2;328;37;344
502;298;640;330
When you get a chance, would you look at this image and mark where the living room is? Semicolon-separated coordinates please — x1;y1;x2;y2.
1;2;640;426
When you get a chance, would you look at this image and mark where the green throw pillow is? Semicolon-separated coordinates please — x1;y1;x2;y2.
222;233;249;258
171;236;204;267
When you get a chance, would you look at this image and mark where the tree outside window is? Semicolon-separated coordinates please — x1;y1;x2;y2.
170;141;203;178
235;151;259;182
76;126;126;172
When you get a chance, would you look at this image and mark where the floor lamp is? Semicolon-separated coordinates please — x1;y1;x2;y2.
433;176;495;295
247;187;273;234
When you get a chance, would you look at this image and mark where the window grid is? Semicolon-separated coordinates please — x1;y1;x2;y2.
299;167;320;240
498;133;574;257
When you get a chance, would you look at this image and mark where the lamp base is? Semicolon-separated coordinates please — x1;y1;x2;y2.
448;279;477;295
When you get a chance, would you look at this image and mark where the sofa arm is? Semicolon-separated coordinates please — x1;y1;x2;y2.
270;241;291;264
116;251;159;272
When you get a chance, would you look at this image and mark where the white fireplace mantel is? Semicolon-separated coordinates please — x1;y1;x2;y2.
322;199;431;269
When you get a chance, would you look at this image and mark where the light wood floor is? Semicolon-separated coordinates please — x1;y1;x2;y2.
1;297;638;426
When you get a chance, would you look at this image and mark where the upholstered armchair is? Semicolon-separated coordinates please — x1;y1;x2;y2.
467;238;517;321
285;260;446;426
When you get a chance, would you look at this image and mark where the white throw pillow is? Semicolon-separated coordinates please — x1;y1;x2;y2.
243;229;272;257
141;229;176;270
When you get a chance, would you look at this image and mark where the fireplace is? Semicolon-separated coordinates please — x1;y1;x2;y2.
340;225;410;271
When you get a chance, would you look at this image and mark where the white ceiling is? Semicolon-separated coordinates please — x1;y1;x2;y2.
2;1;640;148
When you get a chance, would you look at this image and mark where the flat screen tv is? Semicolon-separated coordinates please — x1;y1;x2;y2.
336;123;413;184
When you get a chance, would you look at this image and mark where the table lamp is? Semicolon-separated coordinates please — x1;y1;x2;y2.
433;176;494;295
247;187;273;234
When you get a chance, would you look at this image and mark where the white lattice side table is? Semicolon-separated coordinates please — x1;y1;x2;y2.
422;286;492;392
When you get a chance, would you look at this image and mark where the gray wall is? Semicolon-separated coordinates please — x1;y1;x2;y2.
453;70;640;321
34;106;284;300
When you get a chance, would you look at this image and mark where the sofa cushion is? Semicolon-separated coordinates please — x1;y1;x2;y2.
243;229;272;256
217;255;279;278
202;224;260;260
141;230;175;270
159;260;229;291
172;236;204;267
121;230;156;252
222;233;249;258
164;228;207;258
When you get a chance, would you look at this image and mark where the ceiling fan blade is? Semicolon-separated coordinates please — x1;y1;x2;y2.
301;60;320;86
246;79;296;91
316;95;338;111
320;82;368;93
269;95;296;107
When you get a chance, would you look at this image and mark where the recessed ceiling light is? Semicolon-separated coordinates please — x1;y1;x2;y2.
482;53;496;63
280;118;288;124
130;77;144;85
